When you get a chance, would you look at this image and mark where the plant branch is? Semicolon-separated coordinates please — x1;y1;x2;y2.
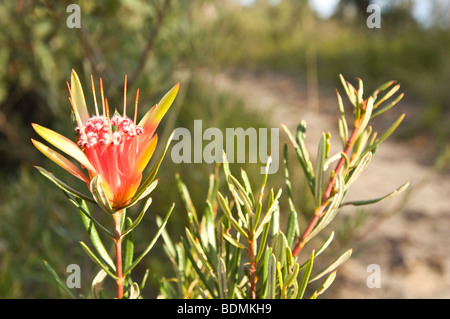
113;211;124;299
126;0;172;88
247;235;257;299
292;121;361;257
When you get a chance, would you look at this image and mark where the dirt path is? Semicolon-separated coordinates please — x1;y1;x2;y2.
209;70;450;298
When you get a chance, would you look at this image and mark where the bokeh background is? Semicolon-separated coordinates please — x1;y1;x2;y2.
0;0;449;298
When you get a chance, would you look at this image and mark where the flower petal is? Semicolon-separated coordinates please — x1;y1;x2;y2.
70;69;90;123
32;139;91;184
32;123;96;173
135;135;158;173
138;83;179;131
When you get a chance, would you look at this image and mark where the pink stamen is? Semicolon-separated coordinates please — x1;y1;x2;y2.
76;115;144;150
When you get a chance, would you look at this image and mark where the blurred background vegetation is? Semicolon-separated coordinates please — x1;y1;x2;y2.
0;0;448;298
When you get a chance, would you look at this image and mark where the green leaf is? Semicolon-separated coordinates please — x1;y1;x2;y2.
373;84;401;109
42;260;77;299
123;180;158;210
121;196;152;239
35;166;94;203
362;113;405;156
123;217;134;275
336;90;349;147
181;237;217;298
267;254;277;299
124;203;174;276
79;241;118;280
345;151;372;190
309;249;352;283
217;192;248;239
310;270;337;299
282;123;315;195
315;133;326;208
77;198;115;270
339;74;357;107
371;92;404;119
272;231;288;267
64;192;114;238
341;181;410;207
254;188;282;238
315;231;335;258
223;232;246;249
217;257;228;299
256;215;272;264
176;173;198;224
185;227;214;273
297;250;314;299
90;175;115;214
355;96;373;143
240;169;255;207
284;263;300;288
304;171;345;243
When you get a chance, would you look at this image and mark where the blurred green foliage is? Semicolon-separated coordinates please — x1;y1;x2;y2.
0;0;448;298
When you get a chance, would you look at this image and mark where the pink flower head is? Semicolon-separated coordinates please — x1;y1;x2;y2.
32;70;179;211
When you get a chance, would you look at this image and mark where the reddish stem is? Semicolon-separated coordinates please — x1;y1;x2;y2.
113;211;124;299
292;122;361;257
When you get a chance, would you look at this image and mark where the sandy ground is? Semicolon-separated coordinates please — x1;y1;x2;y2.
207;70;450;299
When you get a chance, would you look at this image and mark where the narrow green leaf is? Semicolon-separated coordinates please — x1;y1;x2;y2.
341;181;410;207
309;249;352;283
79;241;118;280
223;232;246;249
373;84;401;109
372;80;396;100
240;169;255;207
123;217;134;275
64;192;114;238
217;257;228;299
123;180;158;210
272;231;288;267
362;113;405;156
356;96;374;141
35;166;95;203
181;237;217;298
90;175;114;214
304;171;345;243
124;203;174;276
42;260;77;299
283;144;300;247
345;151;372;190
121;196;152;238
285;263;300;288
371;92;404;119
175;173;198;224
267;254;277;299
315;231;335;258
281;123;315;195
185;227;214;273
254;188;282;238
315;133;326;208
256;215;272;264
77;198;115;270
310;270;337;299
297;250;314;299
217;192;248;239
339;74;357;106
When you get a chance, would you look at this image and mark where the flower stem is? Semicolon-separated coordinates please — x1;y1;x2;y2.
248;235;257;299
113;211;124;299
